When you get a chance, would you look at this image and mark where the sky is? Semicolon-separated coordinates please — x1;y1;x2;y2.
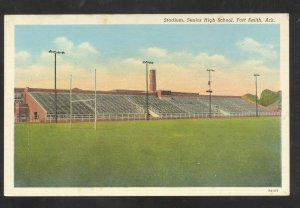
15;24;280;96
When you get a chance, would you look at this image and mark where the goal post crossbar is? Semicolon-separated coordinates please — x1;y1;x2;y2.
70;69;97;130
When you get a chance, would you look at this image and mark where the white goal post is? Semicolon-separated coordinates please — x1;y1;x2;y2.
69;69;97;130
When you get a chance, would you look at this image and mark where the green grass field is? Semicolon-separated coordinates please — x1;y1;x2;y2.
15;117;281;187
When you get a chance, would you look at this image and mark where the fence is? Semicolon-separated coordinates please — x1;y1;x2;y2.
158;111;281;119
49;111;280;122
46;113;147;123
16;111;281;123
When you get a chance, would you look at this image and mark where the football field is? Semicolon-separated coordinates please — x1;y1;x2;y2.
15;117;281;187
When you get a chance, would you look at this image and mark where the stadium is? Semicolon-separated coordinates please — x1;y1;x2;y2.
14;69;280;123
12;22;283;189
14;68;282;187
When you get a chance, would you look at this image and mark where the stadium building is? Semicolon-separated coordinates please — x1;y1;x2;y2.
14;69;279;122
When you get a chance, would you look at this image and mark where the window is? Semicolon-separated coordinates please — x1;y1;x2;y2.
34;112;39;119
21;114;27;121
14;93;22;99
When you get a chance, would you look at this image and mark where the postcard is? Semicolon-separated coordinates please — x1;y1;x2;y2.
4;14;289;196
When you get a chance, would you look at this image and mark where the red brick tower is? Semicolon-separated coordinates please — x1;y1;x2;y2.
149;69;156;93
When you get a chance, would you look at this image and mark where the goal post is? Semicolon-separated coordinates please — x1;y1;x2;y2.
69;69;97;130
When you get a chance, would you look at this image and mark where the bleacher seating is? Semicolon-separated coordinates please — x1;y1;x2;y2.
30;92;268;118
212;97;265;113
127;95;185;114
170;96;218;114
30;92;144;115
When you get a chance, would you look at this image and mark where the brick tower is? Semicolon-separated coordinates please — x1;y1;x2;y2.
149;69;156;93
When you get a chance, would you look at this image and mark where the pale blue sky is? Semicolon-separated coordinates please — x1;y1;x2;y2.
15;24;280;95
16;24;279;65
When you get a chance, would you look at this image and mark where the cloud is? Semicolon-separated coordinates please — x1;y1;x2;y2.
211;58;279;95
16;50;30;61
15;40;279;95
142;47;168;57
15;37;102;88
193;52;231;69
15;62;109;90
16;37;100;69
142;47;230;70
53;37;99;55
78;42;98;54
140;47;278;95
124;58;142;66
52;37;100;68
236;37;277;60
15;50;31;66
54;36;74;51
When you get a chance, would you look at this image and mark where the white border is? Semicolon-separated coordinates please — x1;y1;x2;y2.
4;14;289;196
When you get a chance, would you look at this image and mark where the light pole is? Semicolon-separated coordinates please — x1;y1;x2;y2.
254;74;260;117
142;61;153;120
206;69;215;118
49;50;65;123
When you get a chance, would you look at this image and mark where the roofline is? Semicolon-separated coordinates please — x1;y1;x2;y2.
16;87;242;98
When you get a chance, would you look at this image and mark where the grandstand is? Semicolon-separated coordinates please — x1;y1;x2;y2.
170;96;217;114
30;92;144;115
14;88;278;122
127;95;185;114
14;69;280;122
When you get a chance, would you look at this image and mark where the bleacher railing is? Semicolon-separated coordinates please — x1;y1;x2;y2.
158;111;281;119
16;111;281;123
46;113;147;122
52;111;281;122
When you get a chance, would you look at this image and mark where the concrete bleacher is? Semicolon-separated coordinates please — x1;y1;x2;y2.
30;92;144;116
170;96;218;114
127;95;186;114
167;96;266;115
30;92;268;119
211;97;266;114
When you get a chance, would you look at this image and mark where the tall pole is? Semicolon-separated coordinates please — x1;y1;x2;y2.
94;69;97;130
54;53;57;123
69;74;72;129
206;69;215;118
49;50;65;123
146;63;149;121
142;61;153;120
209;70;211;118
254;74;260;117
